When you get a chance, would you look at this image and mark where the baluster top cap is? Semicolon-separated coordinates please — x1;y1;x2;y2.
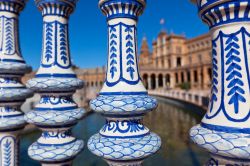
35;0;78;16
194;0;232;11
0;0;27;12
99;0;146;20
192;0;250;29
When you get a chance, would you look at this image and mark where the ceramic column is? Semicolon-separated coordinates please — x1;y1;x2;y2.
88;0;161;165
190;0;250;164
24;0;85;165
0;0;33;165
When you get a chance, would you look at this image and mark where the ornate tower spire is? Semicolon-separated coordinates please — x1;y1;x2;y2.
0;0;33;165
88;0;161;165
190;0;250;164
24;0;85;165
140;37;150;57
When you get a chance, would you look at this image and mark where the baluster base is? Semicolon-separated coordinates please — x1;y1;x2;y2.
106;160;143;166
42;161;72;166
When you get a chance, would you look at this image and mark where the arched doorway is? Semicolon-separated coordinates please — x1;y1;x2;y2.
142;74;148;89
187;71;191;83
150;74;156;90
166;74;170;88
181;72;184;83
158;74;163;88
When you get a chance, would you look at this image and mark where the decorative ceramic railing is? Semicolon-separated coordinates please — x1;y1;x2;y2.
0;0;33;165
88;0;161;165
190;0;250;165
24;0;85;165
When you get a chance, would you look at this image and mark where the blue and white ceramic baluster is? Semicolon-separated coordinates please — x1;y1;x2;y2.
88;0;161;165
24;0;85;165
0;0;33;165
190;0;250;165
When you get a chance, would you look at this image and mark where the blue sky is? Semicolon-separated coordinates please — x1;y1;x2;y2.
19;0;208;69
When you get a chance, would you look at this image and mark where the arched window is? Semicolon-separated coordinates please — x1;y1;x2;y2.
175;73;179;83
181;72;184;83
177;57;182;67
194;70;198;82
150;74;156;89
158;74;163;87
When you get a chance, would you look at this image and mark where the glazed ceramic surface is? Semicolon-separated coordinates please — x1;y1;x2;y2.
24;0;85;165
88;0;161;165
0;0;33;165
190;0;250;164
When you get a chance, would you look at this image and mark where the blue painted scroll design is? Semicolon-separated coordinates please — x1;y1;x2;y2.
35;95;77;111
101;119;146;136
42;130;72;139
42;20;71;69
205;27;250;123
39;96;74;105
105;22;140;87
109;26;118;79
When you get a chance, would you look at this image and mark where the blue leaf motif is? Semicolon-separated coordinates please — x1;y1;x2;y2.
110;53;117;59
59;24;68;64
4;140;11;166
126;47;134;53
5;18;14;54
127;67;135;80
110;40;117;46
126;54;134;60
127;60;135;66
110;46;117;52
225;34;246;114
110;59;117;66
45;23;53;62
209;40;219;111
110;34;117;39
109;26;118;79
125;25;136;80
125;27;133;33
